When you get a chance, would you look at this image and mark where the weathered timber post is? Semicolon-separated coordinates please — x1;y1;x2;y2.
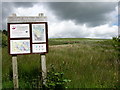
41;54;47;85
12;55;19;88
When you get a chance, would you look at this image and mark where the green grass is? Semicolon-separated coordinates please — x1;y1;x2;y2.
49;38;110;45
2;38;119;88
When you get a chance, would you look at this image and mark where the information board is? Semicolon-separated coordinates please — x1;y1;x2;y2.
8;22;48;55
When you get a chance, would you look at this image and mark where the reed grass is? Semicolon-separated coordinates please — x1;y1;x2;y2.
2;38;119;88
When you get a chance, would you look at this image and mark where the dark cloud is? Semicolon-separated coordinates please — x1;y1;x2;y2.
2;2;14;29
1;2;117;30
13;2;36;8
47;2;117;27
2;2;36;29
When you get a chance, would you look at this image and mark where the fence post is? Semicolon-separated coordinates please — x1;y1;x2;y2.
12;55;19;88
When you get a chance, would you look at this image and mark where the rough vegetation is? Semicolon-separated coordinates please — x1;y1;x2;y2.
1;30;120;89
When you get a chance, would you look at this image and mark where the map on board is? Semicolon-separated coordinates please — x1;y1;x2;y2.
10;40;30;54
32;24;46;43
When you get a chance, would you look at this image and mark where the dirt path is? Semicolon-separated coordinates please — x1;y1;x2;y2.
49;44;74;48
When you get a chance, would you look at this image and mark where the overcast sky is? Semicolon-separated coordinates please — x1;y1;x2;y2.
1;0;119;39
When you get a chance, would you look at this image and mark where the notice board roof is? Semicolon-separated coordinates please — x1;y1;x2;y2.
7;13;47;23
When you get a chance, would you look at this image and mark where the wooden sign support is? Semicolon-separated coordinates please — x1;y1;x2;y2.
41;54;47;85
12;55;19;88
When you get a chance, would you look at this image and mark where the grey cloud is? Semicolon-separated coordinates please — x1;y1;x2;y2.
47;2;117;27
2;2;15;29
2;2;36;29
1;2;117;29
13;2;36;8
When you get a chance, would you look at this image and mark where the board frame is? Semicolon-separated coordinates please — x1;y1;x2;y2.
8;22;48;55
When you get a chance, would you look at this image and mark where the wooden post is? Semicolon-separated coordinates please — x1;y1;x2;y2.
12;56;19;88
41;54;47;85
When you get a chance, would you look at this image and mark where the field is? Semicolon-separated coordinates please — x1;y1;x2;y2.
2;38;119;88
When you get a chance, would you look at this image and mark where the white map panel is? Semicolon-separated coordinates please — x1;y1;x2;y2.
10;24;30;38
10;40;30;54
32;24;46;43
32;44;46;53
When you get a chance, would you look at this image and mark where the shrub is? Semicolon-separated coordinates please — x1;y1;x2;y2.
44;64;71;89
